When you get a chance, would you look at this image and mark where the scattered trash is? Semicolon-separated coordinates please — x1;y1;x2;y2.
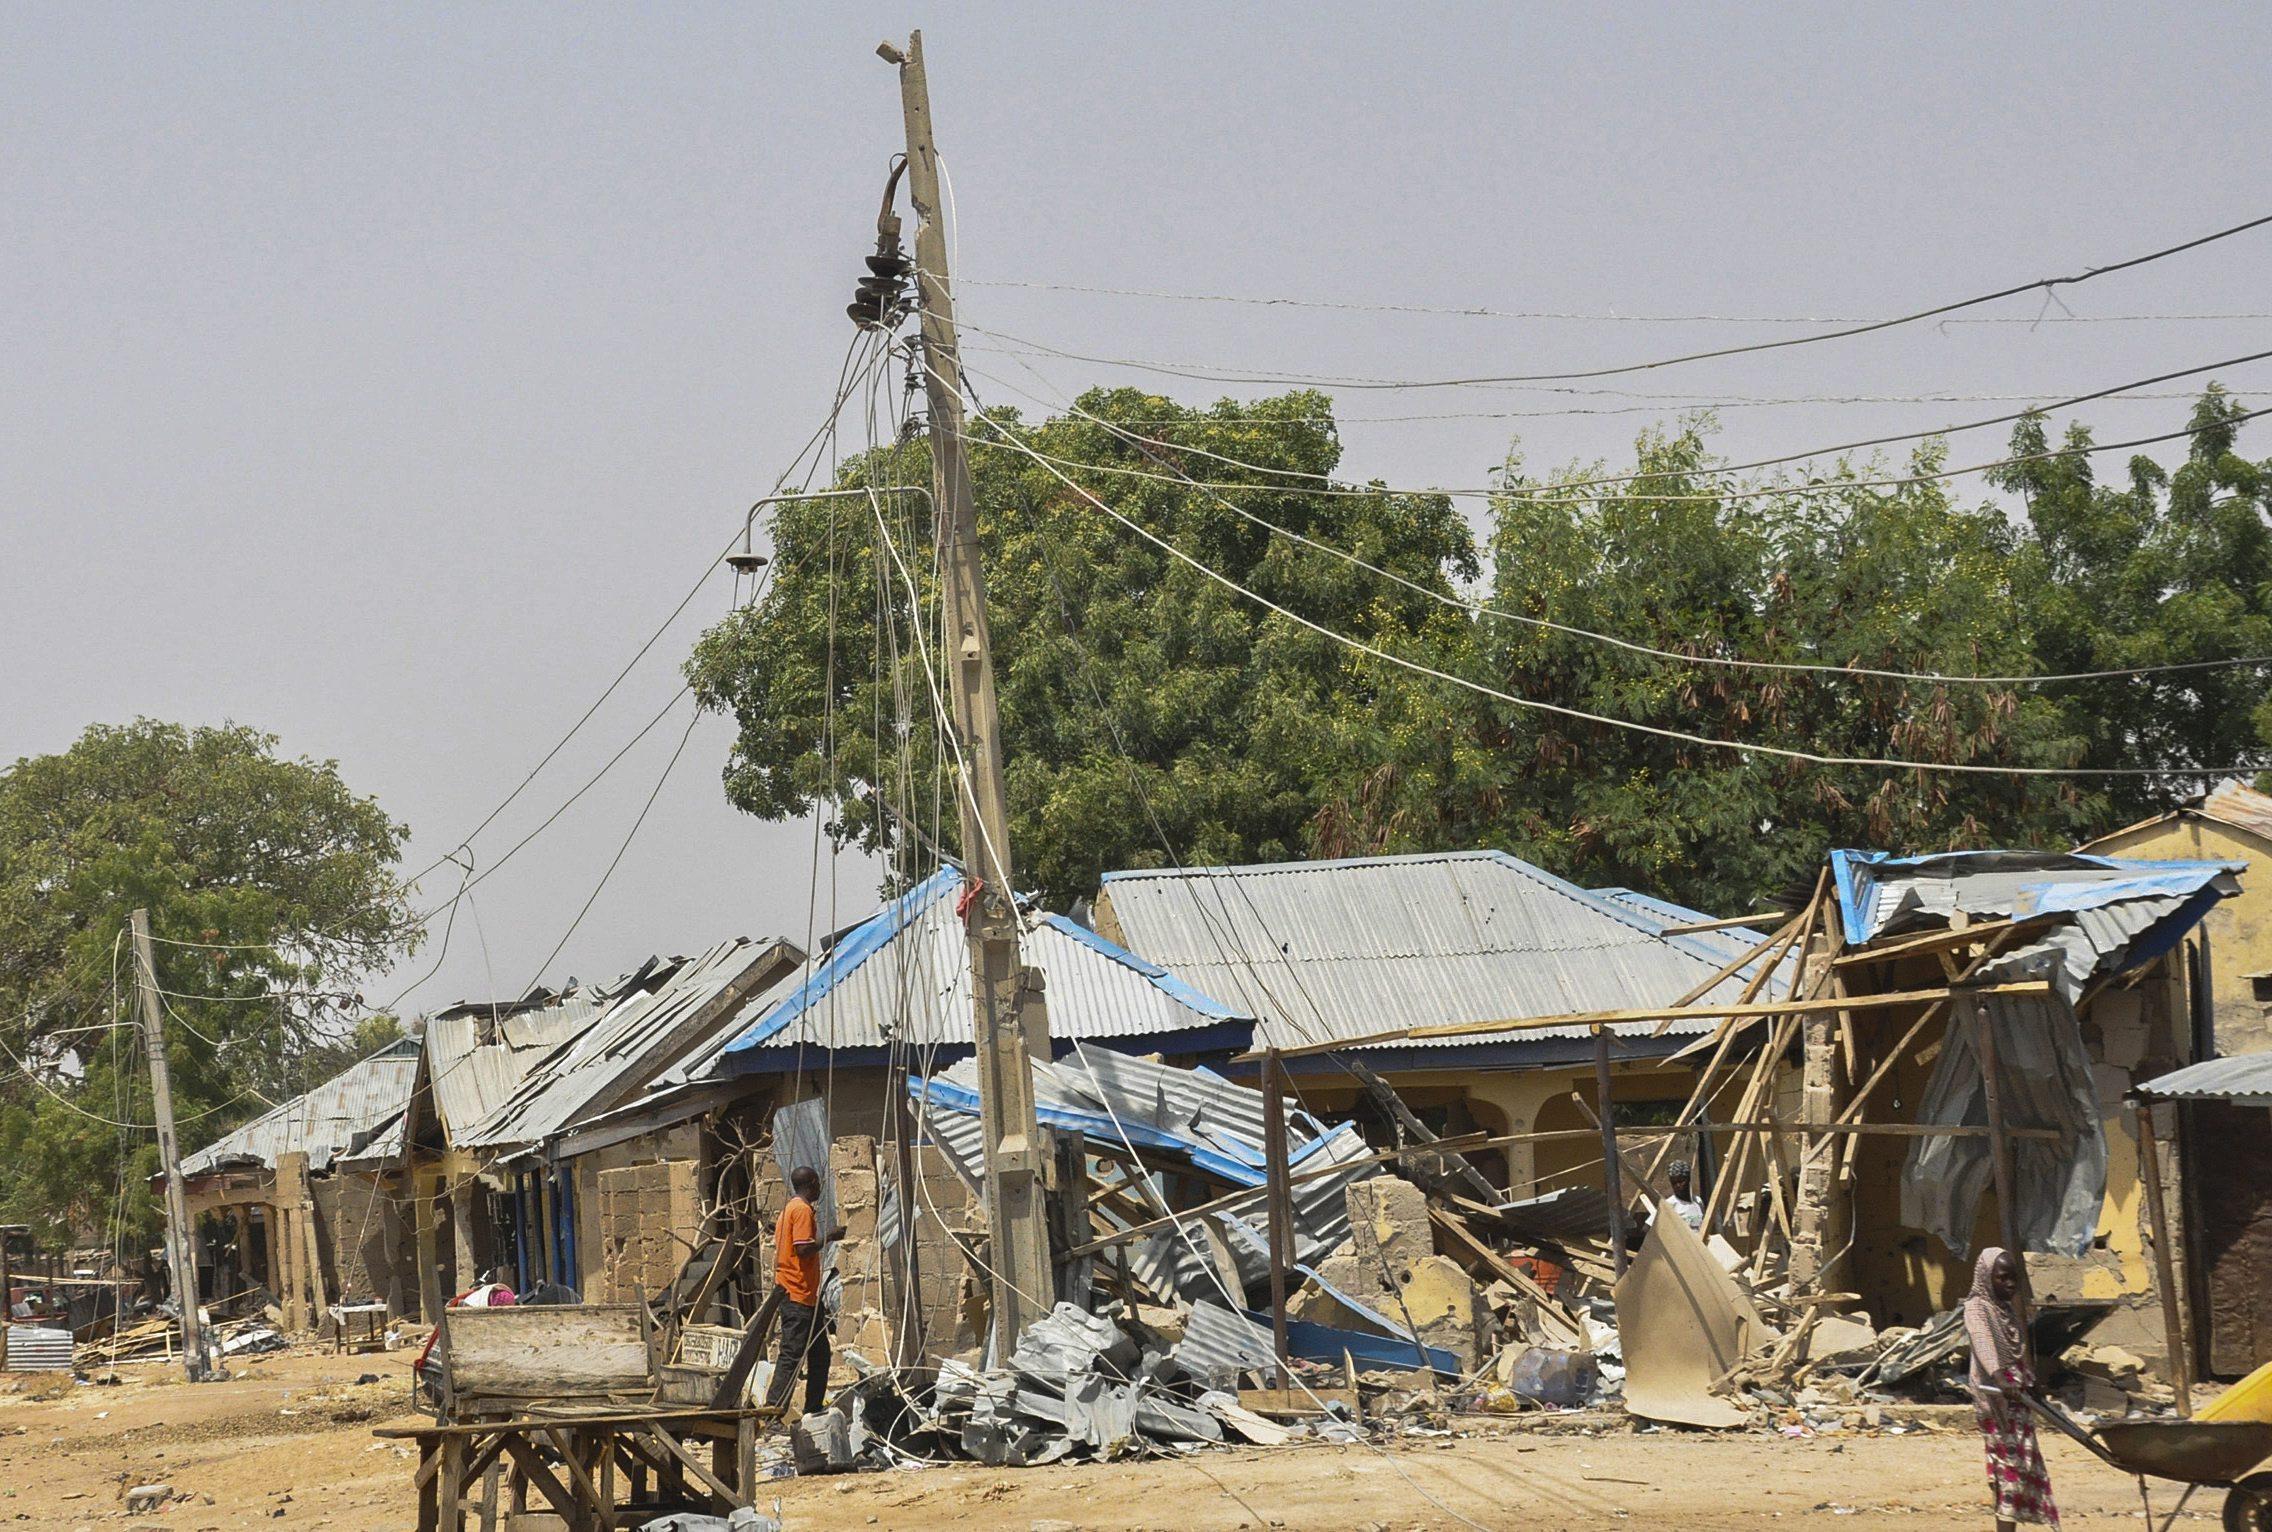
122;1483;173;1515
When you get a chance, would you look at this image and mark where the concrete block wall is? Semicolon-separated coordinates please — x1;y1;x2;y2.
742;1134;976;1365
310;1172;417;1316
594;1159;702;1303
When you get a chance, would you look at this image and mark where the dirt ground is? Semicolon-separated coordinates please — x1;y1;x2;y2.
0;1341;2204;1530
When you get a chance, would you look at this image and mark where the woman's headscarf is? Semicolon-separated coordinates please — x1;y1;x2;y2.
1964;1245;2025;1386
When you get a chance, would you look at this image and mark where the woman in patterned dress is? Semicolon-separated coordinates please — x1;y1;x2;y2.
1965;1246;2060;1530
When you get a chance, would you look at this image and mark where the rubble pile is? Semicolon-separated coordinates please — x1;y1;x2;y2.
734;1047;2192;1478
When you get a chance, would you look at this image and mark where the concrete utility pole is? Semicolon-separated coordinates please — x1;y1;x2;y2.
879;29;1056;1356
130;909;217;1381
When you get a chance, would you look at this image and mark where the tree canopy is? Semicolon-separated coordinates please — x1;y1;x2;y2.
0;720;417;1244
687;386;2271;918
687;390;1477;907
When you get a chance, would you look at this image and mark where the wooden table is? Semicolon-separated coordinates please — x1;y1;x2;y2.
330;1302;389;1355
375;1405;780;1532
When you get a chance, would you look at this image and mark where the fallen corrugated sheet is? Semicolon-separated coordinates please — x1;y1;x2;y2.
181;1036;421;1177
913;1045;1378;1305
1098;851;1788;1053
2;1324;73;1372
1616;1197;1776;1428
680;869;1251;1081
2138;1053;2272;1107
456;938;799;1155
1482;1185;1613;1246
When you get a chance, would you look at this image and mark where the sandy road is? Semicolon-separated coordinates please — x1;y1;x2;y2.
0;1344;2183;1530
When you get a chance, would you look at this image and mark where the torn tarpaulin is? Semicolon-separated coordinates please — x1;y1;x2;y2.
1844;849;2237;1258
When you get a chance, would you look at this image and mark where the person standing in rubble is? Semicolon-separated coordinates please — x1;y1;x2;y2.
1652;1161;1705;1231
1966;1247;2060;1530
767;1165;847;1419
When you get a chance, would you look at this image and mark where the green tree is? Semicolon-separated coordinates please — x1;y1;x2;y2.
0;721;416;1245
685;388;1477;906
1390;420;2103;914
1993;385;2272;817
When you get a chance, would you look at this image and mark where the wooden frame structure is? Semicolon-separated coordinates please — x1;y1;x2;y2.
379;1406;765;1532
401;1301;785;1529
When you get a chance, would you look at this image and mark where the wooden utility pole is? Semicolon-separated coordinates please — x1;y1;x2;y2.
1261;1050;1294;1387
130;909;216;1381
1593;1026;1628;1275
2133;1100;2193;1415
880;29;1056;1356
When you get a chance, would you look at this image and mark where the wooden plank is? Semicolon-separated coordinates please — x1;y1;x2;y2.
1236;1384;1360;1418
375;1408;766;1439
1261;1049;1293;1387
498;1437;581;1526
641;1423;739;1507
1830;916;2042;969
1427;1206;1578;1329
1656;910;1791;935
1260;980;2054;1060
438;1435;465;1532
2134;1102;2193;1417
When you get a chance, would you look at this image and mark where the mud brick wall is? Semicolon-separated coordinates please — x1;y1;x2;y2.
594;1159;702;1303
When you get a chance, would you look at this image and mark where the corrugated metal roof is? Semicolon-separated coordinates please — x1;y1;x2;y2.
1831;848;2242;1003
1097;852;1788;1052
181;1037;421;1177
2138;1053;2272;1106
1831;849;2242;946
457;938;799;1153
421;997;604;1143
686;869;1250;1079
2200;781;2272;844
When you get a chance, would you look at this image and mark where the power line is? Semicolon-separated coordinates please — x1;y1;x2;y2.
961;390;2272;509
982;347;2272;501
955;275;2272;329
965;356;2272;688
957;371;2272;427
944;209;2272;390
957;382;2270;780
393;330;882;895
510;705;703;1002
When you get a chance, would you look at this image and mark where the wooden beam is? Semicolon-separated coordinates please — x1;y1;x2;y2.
640;1424;739;1506
1427;1206;1578;1330
1657;911;1791;935
1653;900;1807;1038
498;1437;579;1524
1258;980;2054;1060
1831;916;2045;970
2133;1101;2193;1417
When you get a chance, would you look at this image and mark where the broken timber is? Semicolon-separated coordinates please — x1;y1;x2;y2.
1252;979;2055;1060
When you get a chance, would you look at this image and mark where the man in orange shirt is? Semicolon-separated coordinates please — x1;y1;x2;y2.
766;1166;846;1417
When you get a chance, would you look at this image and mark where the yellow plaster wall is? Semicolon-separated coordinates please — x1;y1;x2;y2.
1297;1058;1706;1200
2086;814;2272;1056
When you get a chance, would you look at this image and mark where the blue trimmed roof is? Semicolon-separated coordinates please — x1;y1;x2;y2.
672;867;1252;1081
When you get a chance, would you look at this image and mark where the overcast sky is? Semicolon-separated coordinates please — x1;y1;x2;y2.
7;4;2269;1014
